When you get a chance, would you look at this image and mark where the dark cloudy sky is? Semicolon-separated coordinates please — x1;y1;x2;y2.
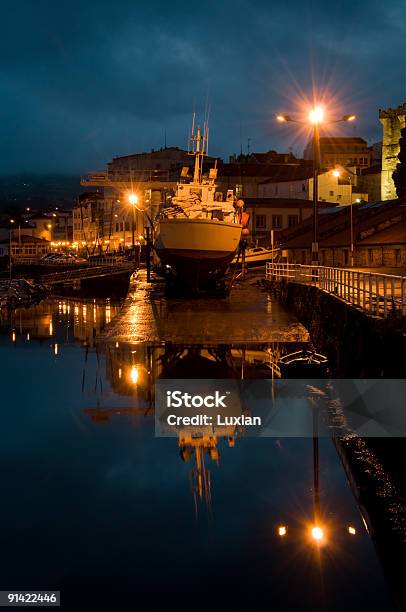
1;0;405;174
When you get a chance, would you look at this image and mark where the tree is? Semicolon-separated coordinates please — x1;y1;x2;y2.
393;126;406;198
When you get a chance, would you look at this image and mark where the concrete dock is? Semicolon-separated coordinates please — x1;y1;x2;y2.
99;269;309;345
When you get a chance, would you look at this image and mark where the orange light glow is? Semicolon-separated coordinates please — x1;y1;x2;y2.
278;525;287;537
311;526;324;542
309;107;324;124
129;193;138;205
130;366;139;385
332;169;340;177
348;526;356;535
276;115;286;122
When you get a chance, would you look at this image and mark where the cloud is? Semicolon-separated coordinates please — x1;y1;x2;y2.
0;0;405;173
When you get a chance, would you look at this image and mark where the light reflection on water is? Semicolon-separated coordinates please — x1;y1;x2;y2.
0;297;397;610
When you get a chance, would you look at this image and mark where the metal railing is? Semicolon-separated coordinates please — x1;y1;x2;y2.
41;263;135;285
266;262;406;318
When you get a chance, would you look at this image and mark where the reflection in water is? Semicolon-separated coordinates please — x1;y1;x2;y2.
0;295;399;609
1;297;123;347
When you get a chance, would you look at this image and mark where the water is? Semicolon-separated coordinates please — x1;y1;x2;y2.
0;284;398;611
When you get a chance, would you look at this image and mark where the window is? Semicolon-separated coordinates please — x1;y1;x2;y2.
329;190;334;196
255;214;266;229
125;222;130;231
302;183;306;192
288;214;299;227
272;215;282;229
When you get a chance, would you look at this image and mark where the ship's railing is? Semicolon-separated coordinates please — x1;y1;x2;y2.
265;262;406;318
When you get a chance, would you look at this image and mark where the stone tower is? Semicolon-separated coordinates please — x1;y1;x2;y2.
379;103;406;200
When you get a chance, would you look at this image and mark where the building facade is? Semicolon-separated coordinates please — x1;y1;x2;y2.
379;103;406;200
304;137;372;171
0;235;50;260
72;191;146;253
258;168;367;205
243;198;337;243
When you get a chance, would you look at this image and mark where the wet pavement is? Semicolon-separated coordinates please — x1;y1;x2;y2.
100;270;309;345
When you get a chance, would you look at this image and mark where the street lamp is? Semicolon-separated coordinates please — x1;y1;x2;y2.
9;219;15;281
276;108;356;266
128;193;138;261
332;169;355;267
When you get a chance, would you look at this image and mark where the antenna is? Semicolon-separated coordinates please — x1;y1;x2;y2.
240;122;243;157
164;128;167;149
191;112;196;138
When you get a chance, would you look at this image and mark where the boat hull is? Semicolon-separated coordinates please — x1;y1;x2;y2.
231;248;278;268
154;218;242;289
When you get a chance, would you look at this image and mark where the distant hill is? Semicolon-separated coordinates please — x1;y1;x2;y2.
0;174;83;211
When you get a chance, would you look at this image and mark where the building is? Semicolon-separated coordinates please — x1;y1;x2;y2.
229;150;300;165
0;234;50;260
107;147;218;182
73;191;146;253
216;160;313;199
20;216;53;241
379;103;406;200
358;165;382;203
304;137;372;171
243;197;338;243
50;210;73;242
258;167;367;205
278;198;406;267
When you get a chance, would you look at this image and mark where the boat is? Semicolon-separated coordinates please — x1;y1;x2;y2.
231;245;278;268
154;117;243;292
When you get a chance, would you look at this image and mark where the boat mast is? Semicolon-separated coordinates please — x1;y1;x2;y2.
190;115;208;184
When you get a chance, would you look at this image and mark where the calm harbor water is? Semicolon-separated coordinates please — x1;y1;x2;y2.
0;288;398;610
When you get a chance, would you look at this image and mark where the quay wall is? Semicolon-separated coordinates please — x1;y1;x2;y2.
266;279;406;377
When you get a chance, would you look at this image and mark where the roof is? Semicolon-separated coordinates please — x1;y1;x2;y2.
279;198;406;249
111;147;188;161
219;162;312;179
0;234;50;244
360;219;406;245
258;167;314;184
244;197;338;209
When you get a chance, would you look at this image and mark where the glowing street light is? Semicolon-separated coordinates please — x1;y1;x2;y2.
309;106;324;124
276;107;356;266
128;193;139;261
130;365;139;385
278;525;287;537
311;526;324;542
348;526;357;535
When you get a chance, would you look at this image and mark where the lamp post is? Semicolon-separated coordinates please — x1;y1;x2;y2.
276;109;356;266
332;169;355;267
9;219;15;281
128;193;138;263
